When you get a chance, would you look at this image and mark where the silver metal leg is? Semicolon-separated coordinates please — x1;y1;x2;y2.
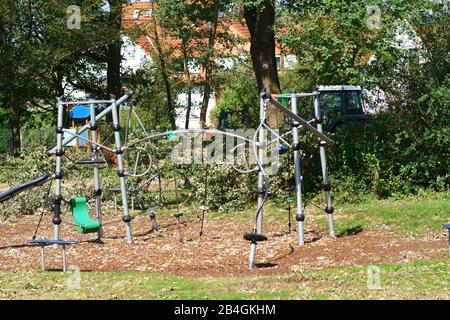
40;246;45;271
62;245;67;272
114;194;118;215
314;95;335;238
291;92;305;245
53;98;64;241
256;172;264;234
53;225;59;243
111;96;133;243
248;94;267;270
90;103;103;240
248;242;256;270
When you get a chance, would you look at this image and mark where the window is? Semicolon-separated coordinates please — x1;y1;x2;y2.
319;93;342;126
133;10;140;20
319;91;364;121
275;56;282;70
342;92;363;115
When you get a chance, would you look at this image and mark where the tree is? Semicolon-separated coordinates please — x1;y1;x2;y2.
0;0;131;154
158;0;201;129
106;0;126;99
199;0;221;128
0;0;37;154
243;0;281;94
235;0;283;125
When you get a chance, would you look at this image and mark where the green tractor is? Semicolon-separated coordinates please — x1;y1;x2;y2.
317;85;368;132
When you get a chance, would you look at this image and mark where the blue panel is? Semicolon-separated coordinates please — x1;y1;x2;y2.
78;130;88;146
64;129;77;147
70;105;90;119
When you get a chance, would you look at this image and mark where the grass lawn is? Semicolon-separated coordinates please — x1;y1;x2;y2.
328;192;450;236
0;192;449;300
0;258;448;299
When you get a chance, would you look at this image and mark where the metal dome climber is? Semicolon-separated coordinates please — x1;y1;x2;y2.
0;89;336;270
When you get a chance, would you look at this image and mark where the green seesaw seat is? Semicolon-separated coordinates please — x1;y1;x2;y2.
70;197;102;234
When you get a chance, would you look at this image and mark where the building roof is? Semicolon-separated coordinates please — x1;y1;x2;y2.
122;1;281;58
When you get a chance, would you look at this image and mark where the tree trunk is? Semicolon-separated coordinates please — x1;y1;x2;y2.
106;0;123;99
150;5;176;130
107;43;122;99
182;41;193;129
200;2;220;129
9;91;21;155
244;0;283;126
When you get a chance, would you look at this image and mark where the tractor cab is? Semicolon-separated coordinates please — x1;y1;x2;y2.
317;85;368;132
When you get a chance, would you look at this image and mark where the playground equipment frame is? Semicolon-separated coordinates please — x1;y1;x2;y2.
247;90;335;269
50;92;133;243
0;89;335;269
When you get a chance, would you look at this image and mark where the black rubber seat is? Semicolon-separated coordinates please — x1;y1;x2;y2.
243;232;268;242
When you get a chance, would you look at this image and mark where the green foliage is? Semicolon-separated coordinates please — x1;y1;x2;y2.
0;146;118;215
127;62;184;131
189;164;255;213
212;62;259;129
275;0;450;202
0;0;129;154
1;0;448;215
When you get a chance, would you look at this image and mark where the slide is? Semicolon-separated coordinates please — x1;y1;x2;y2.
0;173;51;203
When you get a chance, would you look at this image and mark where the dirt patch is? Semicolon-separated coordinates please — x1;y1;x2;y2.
0;213;447;277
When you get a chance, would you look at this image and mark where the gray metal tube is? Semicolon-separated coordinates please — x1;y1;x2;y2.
111;97;133;243
248;242;256;270
291;92;305;245
248;95;267;270
62;245;67;272
90;103;103;240
53;98;64;241
256;97;266;234
40;246;45;271
62;99;114;105
267;95;335;146
314;95;335;238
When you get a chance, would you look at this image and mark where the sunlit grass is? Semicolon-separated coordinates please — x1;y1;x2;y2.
1;259;448;300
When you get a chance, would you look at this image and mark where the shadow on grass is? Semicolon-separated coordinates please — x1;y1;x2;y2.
258;244;296;269
337;225;364;237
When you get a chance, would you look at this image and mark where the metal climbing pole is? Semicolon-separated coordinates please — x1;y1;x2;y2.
248;92;267;270
90;102;103;240
256;97;266;235
53;97;64;241
313;94;335;238
291;92;305;245
110;95;133;243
